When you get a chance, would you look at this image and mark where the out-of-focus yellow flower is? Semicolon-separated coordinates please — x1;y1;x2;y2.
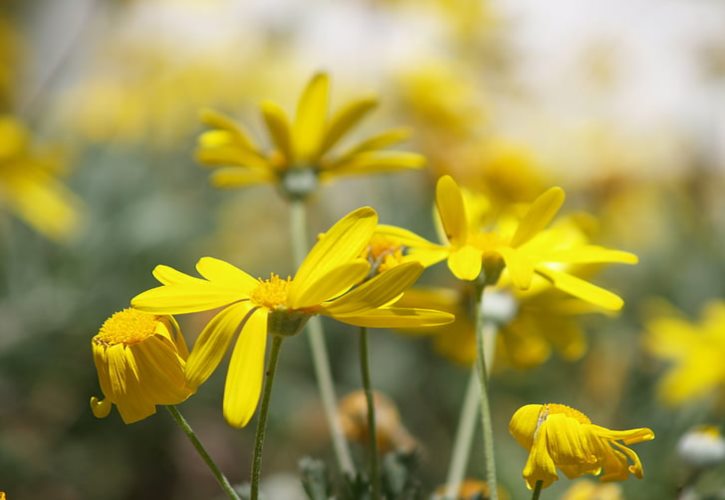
379;176;637;311
338;390;417;454
196;72;424;198
397;284;598;369
90;308;193;424
0;116;81;241
561;480;623;500
644;300;725;406
509;403;654;490
132;207;453;427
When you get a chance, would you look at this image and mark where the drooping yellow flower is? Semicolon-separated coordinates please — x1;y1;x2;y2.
90;308;193;424
132;207;453;427
0;116;81;241
509;403;654;489
380;175;637;311
196;72;424;197
643;300;725;406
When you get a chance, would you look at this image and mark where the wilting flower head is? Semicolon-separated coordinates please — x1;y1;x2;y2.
509;403;654;489
643;299;725;406
0;116;81;241
132;207;453;427
381;175;637;311
91;308;192;424
338;390;416;454
196;72;424;198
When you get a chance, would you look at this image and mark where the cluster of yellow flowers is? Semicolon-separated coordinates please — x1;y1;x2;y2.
88;72;657;498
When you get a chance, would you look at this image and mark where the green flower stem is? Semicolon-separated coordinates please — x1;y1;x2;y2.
474;285;498;500
166;405;240;500
359;326;380;500
443;322;498;500
531;480;543;500
442;367;480;499
289;199;355;476
250;335;284;500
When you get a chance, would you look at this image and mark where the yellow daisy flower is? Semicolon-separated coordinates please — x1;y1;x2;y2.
380;176;637;311
90;308;193;424
132;207;453;428
643;300;725;406
0;116;81;241
509;403;654;490
196;72;425;198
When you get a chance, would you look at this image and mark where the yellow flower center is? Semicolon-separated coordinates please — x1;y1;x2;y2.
93;308;159;346
365;235;405;273
250;274;292;310
541;403;592;426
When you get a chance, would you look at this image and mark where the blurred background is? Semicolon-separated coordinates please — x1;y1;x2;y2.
0;0;724;498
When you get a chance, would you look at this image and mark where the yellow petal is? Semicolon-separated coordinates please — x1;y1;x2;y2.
333;307;454;328
319;96;378;155
152;265;205;286
195;257;259;293
185;303;255;387
523;424;559;489
511;187;565;248
199;108;259;153
326;127;411;169
323;262;423;315
261;100;294;164
132;284;247;314
289;207;377;303
294;72;330;161
499;247;534;290
436;175;468;244
448;245;482;281
536;267;624;311
223;309;268;428
290;259;370;309
324;151;425;178
545;246;639;265
210;167;276;188
195;145;270;170
90;396;112;419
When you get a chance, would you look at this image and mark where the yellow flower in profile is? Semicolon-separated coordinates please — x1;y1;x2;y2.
0;116;81;241
196;72;424;197
561;480;622;500
90;308;193;424
509;403;654;490
383;175;637;311
643;300;725;406
132;207;453;427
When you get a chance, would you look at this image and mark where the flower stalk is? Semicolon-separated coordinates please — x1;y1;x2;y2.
250;335;284;500
166;406;240;500
359;326;381;500
531;480;543;500
288;199;356;476
474;284;498;500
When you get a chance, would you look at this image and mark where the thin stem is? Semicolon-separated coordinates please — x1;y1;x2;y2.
531;480;543;500
166;406;240;500
250;335;284;500
442;367;480;499
474;285;498;500
359;327;380;500
288;199;355;476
